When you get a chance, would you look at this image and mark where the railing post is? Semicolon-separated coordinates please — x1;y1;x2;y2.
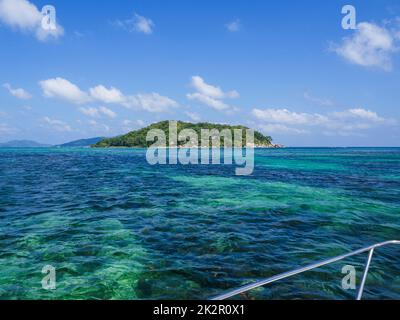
356;248;375;300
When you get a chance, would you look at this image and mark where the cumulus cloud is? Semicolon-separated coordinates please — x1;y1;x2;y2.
89;85;125;104
252;107;394;136
0;0;40;29
79;107;99;117
79;106;117;119
99;106;117;118
331;108;385;123
43;116;72;132
187;76;239;112
3;83;32;99
112;13;154;35
225;19;241;32
0;0;64;41
332;22;399;71
39;78;91;104
252;108;328;125
89;86;178;113
36;20;64;41
124;93;178;113
259;124;309;135
40;77;177;113
190;76;239;99
187;93;231;111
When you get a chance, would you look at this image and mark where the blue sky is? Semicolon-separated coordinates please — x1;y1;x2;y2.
0;0;399;146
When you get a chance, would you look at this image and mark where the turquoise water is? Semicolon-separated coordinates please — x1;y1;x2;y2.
0;147;399;300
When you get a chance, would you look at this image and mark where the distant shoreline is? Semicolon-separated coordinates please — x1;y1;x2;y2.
2;146;400;149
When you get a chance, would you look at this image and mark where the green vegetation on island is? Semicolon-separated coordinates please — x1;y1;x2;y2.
93;121;276;148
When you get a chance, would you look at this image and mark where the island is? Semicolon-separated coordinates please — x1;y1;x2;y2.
56;137;105;148
93;121;281;148
0;140;51;148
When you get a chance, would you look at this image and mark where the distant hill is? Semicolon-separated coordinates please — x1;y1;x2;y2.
93;121;274;148
0;140;51;148
57;137;105;148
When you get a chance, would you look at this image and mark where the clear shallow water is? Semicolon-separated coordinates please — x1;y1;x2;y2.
0;147;399;300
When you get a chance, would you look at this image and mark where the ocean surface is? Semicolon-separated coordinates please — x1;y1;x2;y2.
0;147;399;300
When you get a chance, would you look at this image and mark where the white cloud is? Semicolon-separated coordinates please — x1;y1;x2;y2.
79;107;100;117
303;91;333;107
3;83;32;99
332;22;398;71
112;13;154;35
252;108;328;125
43;116;72;132
89;85;178;113
252;107;393;136
40;77;177;113
259;124;309;135
36;21;64;41
190;76;239;99
89;85;125;104
226;19;241;32
0;0;40;29
322;130;366;138
79;106;117;118
134;14;154;34
0;0;64;41
187;93;231;111
185;111;201;122
124;93;178;113
99;106;117;118
187;76;239;112
331;108;385;122
40;78;91;104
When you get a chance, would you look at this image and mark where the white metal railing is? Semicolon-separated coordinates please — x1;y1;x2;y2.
211;240;400;300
